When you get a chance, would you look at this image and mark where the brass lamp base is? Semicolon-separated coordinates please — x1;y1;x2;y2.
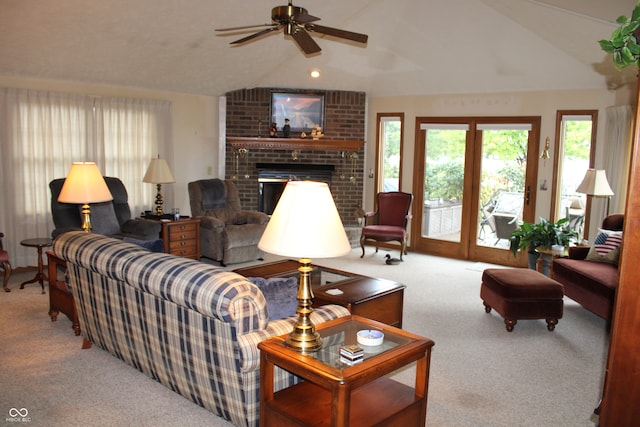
80;204;92;232
284;258;323;352
154;183;164;215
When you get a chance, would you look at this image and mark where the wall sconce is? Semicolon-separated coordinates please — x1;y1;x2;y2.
540;137;550;160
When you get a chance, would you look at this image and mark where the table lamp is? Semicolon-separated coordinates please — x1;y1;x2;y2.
576;169;614;216
58;162;113;232
258;180;351;352
143;155;175;215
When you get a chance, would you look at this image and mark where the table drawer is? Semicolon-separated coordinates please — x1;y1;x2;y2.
168;245;199;258
168;228;198;241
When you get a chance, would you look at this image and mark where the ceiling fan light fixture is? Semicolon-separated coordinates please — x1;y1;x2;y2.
216;1;368;56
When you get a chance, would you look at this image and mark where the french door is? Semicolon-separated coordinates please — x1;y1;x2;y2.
411;117;540;265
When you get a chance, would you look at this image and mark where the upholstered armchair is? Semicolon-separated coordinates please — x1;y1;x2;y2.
188;179;269;266
49;177;161;240
360;191;413;261
1;232;12;292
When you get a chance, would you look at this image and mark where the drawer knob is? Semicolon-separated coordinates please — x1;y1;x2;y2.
180;241;186;246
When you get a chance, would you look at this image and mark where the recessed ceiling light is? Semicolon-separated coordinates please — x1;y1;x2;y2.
310;69;320;78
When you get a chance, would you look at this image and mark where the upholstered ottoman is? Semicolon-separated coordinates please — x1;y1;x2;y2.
481;268;564;332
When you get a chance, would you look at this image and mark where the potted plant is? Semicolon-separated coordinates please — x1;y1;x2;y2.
510;217;579;274
599;1;640;70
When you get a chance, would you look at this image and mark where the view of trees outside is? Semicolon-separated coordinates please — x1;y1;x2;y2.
424;129;527;205
381;119;401;191
559;119;592;218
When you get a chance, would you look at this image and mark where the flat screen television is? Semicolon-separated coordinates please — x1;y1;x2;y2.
270;92;325;134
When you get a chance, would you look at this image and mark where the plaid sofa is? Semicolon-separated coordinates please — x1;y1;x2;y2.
53;231;350;427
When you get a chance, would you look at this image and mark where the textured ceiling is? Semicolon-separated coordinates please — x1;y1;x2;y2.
0;0;637;97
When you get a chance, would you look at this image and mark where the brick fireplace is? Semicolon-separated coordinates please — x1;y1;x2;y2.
224;88;366;228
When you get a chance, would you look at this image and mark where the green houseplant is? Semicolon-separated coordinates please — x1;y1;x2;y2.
599;1;640;70
510;218;579;273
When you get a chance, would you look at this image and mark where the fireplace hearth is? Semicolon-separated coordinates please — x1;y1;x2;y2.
257;163;335;215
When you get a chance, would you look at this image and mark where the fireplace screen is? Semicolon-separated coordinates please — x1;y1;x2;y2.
257;163;334;215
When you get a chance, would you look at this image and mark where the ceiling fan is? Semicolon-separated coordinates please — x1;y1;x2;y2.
215;1;368;55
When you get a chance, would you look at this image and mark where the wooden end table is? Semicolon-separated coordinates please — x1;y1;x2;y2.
20;237;53;293
258;315;435;427
158;217;201;260
234;259;406;327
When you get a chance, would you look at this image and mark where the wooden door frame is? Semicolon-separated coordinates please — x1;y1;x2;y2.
411;116;540;265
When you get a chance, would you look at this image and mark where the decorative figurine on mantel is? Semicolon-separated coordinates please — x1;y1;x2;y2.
310;125;323;140
269;122;278;138
283;118;291;138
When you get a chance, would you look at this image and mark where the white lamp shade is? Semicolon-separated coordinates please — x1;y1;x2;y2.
58;162;113;204
143;157;175;184
258;181;351;259
576;169;614;197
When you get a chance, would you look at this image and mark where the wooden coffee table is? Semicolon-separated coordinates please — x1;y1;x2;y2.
234;259;406;327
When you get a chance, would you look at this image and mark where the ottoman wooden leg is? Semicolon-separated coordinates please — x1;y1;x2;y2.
483;302;492;313
504;319;517;332
546;318;558;331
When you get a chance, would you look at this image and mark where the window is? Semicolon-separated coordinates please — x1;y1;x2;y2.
551;111;597;240
376;113;404;192
0;88;171;262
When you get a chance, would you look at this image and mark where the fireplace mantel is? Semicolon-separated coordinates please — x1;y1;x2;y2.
227;137;364;152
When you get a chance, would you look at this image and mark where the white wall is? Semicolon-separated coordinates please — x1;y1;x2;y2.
1;75;630;231
365;88;625;233
0;75;218;216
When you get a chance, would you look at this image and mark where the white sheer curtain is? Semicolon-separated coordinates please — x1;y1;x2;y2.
604;105;634;216
96;97;173;218
0;87;172;267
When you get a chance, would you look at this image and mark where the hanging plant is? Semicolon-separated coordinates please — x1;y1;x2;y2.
599;1;640;70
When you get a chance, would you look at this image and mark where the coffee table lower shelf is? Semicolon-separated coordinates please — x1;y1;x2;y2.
264;377;424;427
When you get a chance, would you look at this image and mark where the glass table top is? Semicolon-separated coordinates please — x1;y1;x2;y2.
304;319;413;369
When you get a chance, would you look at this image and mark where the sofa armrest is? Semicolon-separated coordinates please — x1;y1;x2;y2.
236;211;269;225
237;304;351;373
568;245;590;260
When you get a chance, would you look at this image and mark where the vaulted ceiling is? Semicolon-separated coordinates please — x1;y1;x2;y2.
0;0;637;97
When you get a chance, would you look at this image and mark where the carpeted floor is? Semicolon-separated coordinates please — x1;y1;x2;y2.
0;248;608;426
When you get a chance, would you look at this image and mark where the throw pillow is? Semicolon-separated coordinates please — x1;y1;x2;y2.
88;203;121;236
122;237;165;253
585;229;623;265
247;276;298;320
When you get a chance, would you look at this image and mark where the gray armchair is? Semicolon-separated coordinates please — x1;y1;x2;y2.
188;179;268;266
49;177;161;240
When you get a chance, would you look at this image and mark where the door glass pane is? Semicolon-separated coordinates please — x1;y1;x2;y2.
557;116;592;241
477;129;528;249
379;118;401;192
422;128;466;242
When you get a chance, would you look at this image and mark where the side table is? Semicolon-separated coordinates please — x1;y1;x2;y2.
535;245;569;277
158;218;201;260
259;315;435;427
20;237;53;293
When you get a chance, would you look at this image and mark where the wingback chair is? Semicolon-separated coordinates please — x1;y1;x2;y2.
188;179;269;266
1;232;12;292
49;177;161;240
360;191;413;261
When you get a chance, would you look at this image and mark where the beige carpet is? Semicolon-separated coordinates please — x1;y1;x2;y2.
0;248;607;426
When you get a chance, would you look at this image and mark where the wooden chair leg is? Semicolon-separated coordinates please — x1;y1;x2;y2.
2;261;11;292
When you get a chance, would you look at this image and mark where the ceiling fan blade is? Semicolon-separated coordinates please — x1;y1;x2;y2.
291;12;320;24
230;26;280;45
291;28;321;54
306;24;368;44
216;23;275;32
